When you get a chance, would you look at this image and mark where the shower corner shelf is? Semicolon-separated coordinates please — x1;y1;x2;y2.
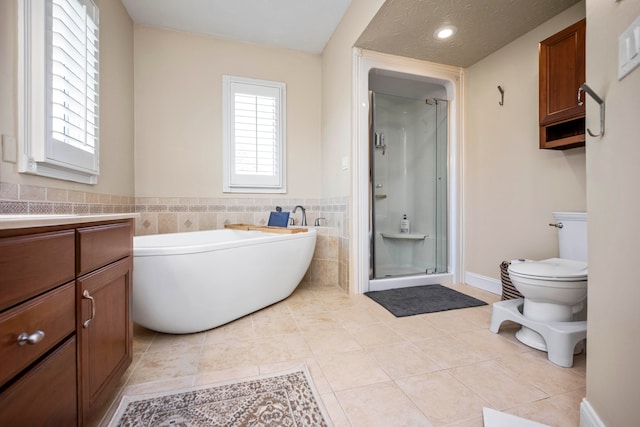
380;232;428;240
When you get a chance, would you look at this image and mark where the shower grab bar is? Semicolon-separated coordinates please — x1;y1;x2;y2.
577;83;605;137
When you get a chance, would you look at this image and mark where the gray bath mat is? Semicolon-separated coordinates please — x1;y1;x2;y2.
365;284;487;317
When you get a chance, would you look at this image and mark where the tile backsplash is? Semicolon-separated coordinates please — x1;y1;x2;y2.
0;182;135;215
134;196;349;292
0;182;350;292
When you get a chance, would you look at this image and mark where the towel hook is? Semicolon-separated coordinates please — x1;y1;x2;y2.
497;85;505;106
577;83;605;137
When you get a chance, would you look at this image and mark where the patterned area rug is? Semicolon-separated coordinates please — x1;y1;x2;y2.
108;366;332;426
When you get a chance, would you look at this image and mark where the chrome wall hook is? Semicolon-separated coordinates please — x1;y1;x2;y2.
497;85;505;106
578;83;605;137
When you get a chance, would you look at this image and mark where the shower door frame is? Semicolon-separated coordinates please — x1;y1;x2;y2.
352;48;465;294
369;92;448;280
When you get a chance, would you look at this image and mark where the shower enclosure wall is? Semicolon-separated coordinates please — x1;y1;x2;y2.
369;72;448;286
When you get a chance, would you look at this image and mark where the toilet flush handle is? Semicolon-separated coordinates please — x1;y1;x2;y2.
549;222;563;229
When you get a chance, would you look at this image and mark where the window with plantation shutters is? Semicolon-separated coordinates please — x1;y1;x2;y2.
223;76;286;193
19;0;100;184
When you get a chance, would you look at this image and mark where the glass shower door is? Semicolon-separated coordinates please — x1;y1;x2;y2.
370;92;447;279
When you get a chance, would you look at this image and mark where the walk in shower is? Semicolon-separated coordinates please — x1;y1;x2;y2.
369;71;448;284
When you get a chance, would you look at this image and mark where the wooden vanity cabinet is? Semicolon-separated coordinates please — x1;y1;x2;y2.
0;229;77;426
77;222;133;425
539;18;586;149
0;218;134;426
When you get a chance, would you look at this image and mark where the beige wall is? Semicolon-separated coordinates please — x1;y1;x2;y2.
320;0;385;293
0;0;135;198
321;0;385;198
464;2;587;280
133;27;322;199
0;1;16;175
584;0;640;425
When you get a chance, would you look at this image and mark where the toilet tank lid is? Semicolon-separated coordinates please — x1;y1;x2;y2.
508;258;588;279
552;212;587;221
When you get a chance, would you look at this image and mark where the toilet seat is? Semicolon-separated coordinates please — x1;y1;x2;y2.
508;258;587;282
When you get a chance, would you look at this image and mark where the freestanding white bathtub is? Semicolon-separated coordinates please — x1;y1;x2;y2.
132;227;316;334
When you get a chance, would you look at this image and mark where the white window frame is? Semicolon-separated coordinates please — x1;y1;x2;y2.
18;0;100;184
222;75;286;193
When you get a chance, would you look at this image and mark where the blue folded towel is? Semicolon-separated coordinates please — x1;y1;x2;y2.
267;211;289;227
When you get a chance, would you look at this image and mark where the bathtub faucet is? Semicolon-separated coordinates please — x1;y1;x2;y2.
293;205;307;226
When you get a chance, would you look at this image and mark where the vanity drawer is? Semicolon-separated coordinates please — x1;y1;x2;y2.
0;282;76;388
0;230;75;311
77;221;132;276
0;336;77;426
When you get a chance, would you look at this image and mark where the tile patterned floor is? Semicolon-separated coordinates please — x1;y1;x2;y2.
97;283;586;427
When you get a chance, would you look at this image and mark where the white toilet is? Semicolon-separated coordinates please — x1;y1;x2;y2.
490;212;587;367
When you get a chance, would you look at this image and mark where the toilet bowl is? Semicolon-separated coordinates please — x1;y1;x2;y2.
490;212;588;366
508;257;587;351
509;258;587;319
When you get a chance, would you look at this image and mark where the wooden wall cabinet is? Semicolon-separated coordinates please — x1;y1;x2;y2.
0;218;134;426
539;18;586;149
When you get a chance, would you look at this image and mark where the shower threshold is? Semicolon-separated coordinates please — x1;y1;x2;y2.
369;272;453;292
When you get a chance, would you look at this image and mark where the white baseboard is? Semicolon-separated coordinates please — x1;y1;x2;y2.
465;272;502;295
580;398;606;427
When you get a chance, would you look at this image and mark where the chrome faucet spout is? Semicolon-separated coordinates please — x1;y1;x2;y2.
293;205;307;226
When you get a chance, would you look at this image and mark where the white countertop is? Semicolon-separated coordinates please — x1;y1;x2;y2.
0;213;139;230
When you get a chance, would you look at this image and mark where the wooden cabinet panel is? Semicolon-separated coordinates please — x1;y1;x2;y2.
0;230;75;311
539;18;586;149
0;337;77;426
78;256;132;424
0;282;75;387
0;218;134;426
77;221;132;276
539;19;585;124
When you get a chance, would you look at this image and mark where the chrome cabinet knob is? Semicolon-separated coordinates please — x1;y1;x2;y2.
17;330;45;346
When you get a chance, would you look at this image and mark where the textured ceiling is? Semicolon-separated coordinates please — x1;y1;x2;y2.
356;0;583;68
120;0;352;54
121;0;583;65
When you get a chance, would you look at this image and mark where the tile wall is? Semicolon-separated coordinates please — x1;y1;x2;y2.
0;182;135;215
134;196;350;292
0;183;350;292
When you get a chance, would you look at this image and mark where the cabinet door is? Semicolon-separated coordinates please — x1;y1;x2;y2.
77;257;132;425
539;19;586;125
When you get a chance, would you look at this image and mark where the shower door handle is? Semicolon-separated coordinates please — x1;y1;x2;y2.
374;133;386;154
375;132;385;147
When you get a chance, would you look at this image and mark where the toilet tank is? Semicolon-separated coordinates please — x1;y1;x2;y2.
553;212;587;262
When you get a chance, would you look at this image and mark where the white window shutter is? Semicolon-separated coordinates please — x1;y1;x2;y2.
223;76;286;193
19;0;100;184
